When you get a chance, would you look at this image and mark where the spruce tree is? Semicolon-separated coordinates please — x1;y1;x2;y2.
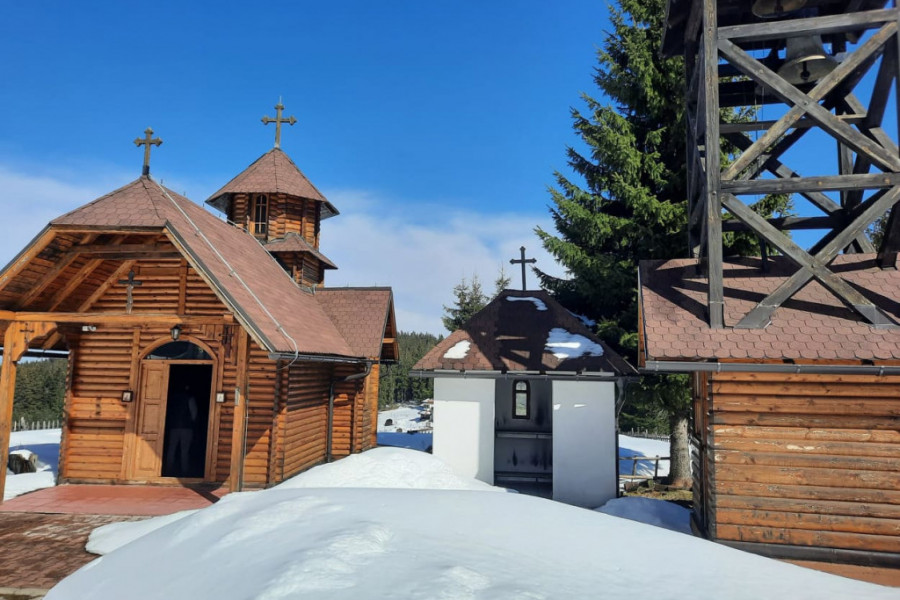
537;0;788;487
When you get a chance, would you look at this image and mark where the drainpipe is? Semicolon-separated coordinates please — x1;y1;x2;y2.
327;361;372;463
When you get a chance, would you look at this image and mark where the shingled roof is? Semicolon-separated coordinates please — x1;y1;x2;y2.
53;176;355;358
413;289;635;376
639;255;900;363
264;233;337;269
317;287;398;360
205;148;338;219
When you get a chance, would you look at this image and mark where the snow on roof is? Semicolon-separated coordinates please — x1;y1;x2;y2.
505;296;547;311
545;328;605;359
443;340;471;360
52;448;897;600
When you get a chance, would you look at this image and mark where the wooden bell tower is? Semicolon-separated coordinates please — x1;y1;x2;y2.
665;0;900;329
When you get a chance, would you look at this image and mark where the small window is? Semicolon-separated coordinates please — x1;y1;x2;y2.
252;194;268;237
513;380;530;419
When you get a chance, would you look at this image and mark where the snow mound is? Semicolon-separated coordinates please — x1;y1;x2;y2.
377;405;426;432
545;328;604;359
276;447;500;492
443;340;471;359
87;510;198;555
506;296;547;310
596;497;691;534
49;487;897;600
5;428;62;500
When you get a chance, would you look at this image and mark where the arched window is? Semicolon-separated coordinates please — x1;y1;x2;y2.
252;194;268;237
513;380;530;419
145;341;211;361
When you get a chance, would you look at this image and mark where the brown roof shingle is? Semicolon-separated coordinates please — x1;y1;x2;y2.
316;288;395;359
639;255;900;363
54;176;355;358
413;289;635;375
205;148;338;219
264;233;337;269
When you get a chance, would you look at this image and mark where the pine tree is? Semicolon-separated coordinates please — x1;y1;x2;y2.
441;275;489;332
536;0;788;487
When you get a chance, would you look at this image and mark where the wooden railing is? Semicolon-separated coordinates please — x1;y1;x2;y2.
619;455;670;482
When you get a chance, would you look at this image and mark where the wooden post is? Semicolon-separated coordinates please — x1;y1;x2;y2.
0;321;55;502
703;0;724;328
229;327;250;492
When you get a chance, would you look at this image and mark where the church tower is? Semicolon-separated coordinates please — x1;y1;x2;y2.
205;101;339;288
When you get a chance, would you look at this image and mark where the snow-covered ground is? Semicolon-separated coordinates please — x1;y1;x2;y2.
49;447;896;600
376;405;433;451
4;428;61;501
618;433;670;479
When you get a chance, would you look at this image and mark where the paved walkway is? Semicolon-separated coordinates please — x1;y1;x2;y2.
0;484;229;596
0;484;227;516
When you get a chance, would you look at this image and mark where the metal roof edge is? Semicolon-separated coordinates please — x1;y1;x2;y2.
410;369;628;381
642;360;900;376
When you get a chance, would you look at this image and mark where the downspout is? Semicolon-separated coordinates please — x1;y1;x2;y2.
327;361;373;463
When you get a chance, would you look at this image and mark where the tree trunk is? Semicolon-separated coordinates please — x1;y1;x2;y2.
667;412;692;489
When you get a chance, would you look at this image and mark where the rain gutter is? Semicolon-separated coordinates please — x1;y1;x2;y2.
643;360;900;376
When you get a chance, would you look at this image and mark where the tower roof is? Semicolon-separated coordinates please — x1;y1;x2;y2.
264;233;337;269
205;148;338;219
413;289;635;376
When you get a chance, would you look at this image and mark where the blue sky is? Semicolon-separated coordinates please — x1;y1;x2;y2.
0;1;611;335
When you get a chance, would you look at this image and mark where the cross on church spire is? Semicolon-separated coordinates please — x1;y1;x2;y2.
261;99;297;148
134;128;162;176
510;246;537;291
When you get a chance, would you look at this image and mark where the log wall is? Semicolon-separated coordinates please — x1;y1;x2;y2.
693;371;900;562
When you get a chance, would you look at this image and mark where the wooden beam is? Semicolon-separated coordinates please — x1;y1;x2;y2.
43;235;128;312
877;205;900;268
74;261;135;314
13;234;97;309
721;172;900;195
726;187;900;328
0;311;230;326
0;320;57;503
723;132;841;215
703;0;723;329
717;8;897;43
721;22;896;180
721;216;844;232
75;251;182;261
0;229;56;295
229;327;250;492
719;114;866;134
719;32;900;174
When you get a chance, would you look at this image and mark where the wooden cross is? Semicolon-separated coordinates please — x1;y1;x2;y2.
510;246;537;291
117;269;142;314
261;100;297;148
134;128;162;176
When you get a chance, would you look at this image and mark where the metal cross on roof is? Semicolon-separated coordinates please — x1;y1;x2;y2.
509;246;537;291
117;269;143;314
261;99;297;148
134;128;162;176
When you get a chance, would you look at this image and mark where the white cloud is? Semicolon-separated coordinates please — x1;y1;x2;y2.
320;189;567;336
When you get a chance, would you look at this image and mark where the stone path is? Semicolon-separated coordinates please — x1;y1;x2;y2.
0;512;145;594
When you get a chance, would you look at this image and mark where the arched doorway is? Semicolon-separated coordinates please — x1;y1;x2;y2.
132;340;214;480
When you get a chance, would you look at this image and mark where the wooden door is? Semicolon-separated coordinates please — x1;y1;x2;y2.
132;362;169;478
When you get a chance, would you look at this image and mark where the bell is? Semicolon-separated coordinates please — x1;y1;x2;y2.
778;35;837;84
752;0;806;18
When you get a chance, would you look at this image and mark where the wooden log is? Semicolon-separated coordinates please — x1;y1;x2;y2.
713;436;900;458
715;463;898;489
713;449;897;472
716;494;900;520
715;523;900;553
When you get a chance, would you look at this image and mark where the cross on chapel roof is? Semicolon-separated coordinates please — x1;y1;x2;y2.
510;246;537;291
134;128;162;176
261;99;297;149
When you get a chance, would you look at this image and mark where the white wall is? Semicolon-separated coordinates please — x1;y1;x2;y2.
432;378;495;484
551;380;617;508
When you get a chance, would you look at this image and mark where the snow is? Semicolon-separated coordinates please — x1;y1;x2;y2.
376;405;432;450
567;310;596;327
376;405;426;432
49;451;898;600
597;497;691;534
376;431;433;451
544;327;605;359
275;447;499;493
87;510;198;555
5;428;61;501
443;340;471;359
618;434;671;478
506;296;548;310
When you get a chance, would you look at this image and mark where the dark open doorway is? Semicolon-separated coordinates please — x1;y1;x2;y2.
161;364;212;478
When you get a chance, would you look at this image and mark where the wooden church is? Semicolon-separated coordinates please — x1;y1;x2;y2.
0;103;398;499
642;0;900;581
